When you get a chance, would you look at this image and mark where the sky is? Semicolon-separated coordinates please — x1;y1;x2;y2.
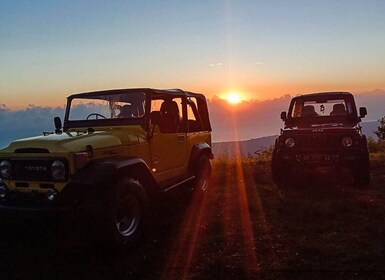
1;0;385;109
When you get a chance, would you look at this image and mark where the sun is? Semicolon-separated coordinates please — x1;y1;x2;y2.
225;92;242;105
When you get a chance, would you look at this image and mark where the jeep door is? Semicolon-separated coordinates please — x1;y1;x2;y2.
149;96;188;183
185;97;212;156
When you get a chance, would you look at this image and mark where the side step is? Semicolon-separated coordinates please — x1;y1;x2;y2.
163;176;195;192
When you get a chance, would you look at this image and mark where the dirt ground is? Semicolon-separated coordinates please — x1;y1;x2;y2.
1;158;385;280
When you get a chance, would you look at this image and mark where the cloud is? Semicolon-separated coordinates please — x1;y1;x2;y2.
0;105;65;148
0;104;8;111
208;62;224;67
0;90;384;148
355;90;385;121
208;95;291;142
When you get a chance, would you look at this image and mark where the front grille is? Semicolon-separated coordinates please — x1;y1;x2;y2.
296;135;340;149
11;159;52;181
9;158;68;182
15;182;29;188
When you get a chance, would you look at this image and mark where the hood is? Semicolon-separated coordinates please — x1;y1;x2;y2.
0;126;147;153
282;123;359;135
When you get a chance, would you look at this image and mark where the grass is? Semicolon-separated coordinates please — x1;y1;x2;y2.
1;150;385;279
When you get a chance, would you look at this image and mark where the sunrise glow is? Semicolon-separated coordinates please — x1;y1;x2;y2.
225;92;242;105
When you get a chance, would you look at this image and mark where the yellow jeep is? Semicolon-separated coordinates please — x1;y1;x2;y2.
0;88;213;247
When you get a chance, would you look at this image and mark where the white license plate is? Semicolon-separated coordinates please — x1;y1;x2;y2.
296;154;339;162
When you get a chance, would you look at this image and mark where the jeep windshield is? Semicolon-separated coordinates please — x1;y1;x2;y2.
286;95;359;127
64;91;148;129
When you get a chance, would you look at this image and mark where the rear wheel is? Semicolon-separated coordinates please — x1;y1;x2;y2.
194;154;212;194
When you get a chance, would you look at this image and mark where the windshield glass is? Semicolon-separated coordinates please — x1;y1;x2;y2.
286;95;359;127
290;98;354;119
68;92;146;121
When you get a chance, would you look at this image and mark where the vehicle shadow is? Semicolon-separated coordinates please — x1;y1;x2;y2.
0;188;195;280
274;167;356;190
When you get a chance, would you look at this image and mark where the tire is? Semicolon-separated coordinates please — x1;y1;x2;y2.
194;154;212;194
104;178;148;248
353;162;371;187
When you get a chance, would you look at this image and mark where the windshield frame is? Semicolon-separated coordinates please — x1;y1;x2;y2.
63;89;151;130
285;93;359;127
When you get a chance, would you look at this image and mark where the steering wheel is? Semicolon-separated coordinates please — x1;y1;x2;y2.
86;113;107;120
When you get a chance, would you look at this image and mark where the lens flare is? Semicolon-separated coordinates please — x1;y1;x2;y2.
226;92;242;104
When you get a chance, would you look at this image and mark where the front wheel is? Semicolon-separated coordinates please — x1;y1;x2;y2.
115;193;142;238
104;178;148;248
352;162;371;187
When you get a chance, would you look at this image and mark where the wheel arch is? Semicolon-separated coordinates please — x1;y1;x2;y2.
69;156;159;197
188;142;214;173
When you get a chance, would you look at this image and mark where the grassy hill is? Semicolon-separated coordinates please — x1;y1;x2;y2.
1;147;385;279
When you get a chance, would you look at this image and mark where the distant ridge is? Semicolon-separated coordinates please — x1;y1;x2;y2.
361;121;379;139
212;135;276;157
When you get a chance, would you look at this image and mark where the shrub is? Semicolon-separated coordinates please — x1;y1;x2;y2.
367;137;385;153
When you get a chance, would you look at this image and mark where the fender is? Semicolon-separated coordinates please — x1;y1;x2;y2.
68;156;158;195
188;142;214;172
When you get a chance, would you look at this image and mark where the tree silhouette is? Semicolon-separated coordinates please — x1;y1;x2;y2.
375;117;385;141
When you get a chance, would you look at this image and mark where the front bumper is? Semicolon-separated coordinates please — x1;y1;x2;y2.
275;148;367;168
0;181;90;217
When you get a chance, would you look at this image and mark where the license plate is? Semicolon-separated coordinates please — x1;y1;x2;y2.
296;154;339;162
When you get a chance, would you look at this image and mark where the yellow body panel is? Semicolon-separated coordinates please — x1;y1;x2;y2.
0;123;211;193
0;126;152;193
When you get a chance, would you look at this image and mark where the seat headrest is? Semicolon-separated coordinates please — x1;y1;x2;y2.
302;105;316;117
333;103;345;111
160;100;179;115
331;103;346;116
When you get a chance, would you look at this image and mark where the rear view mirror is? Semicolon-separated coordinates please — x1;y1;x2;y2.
359;107;367;118
280;111;287;121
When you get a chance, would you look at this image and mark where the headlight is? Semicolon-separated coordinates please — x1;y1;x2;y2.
51;160;66;181
0;184;7;199
342;137;353;147
45;188;58;201
0;160;11;179
285;137;295;148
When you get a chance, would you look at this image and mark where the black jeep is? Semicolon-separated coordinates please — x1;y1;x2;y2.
272;92;370;186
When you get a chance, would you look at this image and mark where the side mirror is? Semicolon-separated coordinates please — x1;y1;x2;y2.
280;111;287;121
54;117;62;133
359;107;367;118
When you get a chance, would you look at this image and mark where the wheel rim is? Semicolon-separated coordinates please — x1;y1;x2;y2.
200;179;208;191
115;195;141;237
198;162;210;191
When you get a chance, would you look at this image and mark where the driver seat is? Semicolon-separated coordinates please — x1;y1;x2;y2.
118;105;136;118
330;103;347;116
159;100;181;133
301;105;318;117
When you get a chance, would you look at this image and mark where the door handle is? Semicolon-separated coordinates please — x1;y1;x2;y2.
177;135;186;143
